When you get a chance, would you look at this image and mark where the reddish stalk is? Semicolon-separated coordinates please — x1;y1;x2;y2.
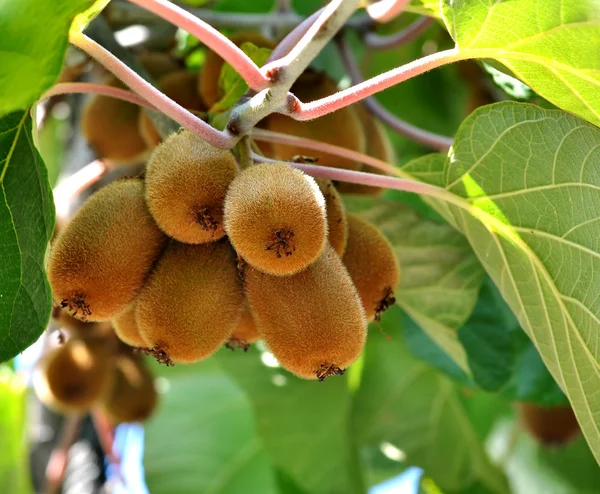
367;0;411;23
92;410;120;465
45;415;83;494
266;8;324;63
364;16;434;50
41;83;155;111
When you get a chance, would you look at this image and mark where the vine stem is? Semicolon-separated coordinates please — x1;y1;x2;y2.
266;8;324;63
92;410;120;465
125;0;268;91
41;83;156;111
367;0;412;23
69;31;232;149
44;414;83;494
364;16;434;50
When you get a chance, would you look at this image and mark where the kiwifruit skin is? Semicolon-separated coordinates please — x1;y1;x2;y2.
80;76;149;164
113;303;145;347
102;355;158;424
315;179;348;257
259;72;365;170
136;240;244;363
342;215;400;322
246;244;367;379
137;52;181;80
336;103;395;196
145;130;239;244
228;305;261;346
35;338;114;413
223;163;328;276
48;179;167;322
519;403;580;446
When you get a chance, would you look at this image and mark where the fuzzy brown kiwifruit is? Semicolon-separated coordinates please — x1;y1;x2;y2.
223;163;327;276
80;76;149;164
246;244;367;380
34;338;114;413
113;303;145;348
342;215;400;322
199;32;275;107
315;179;348;257
226;305;261;351
258;71;365;170
144;130;238;244
518;403;581;446
336;103;395;196
137;52;181;80
102;355;158;424
136;240;244;364
48;179;167;322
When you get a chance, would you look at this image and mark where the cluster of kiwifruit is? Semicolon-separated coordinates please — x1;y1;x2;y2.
34;310;158;424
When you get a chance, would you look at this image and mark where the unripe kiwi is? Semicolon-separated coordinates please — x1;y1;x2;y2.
224;163;327;276
336;103;395;196
315;179;348;257
246;244;367;380
102;355;158;424
226;304;260;351
136;240;244;364
342;215;400;322
258;72;365;170
518;403;580;446
48;179;167;322
34;338;114;413
80;76;149;164
113;303;145;348
145;130;238;244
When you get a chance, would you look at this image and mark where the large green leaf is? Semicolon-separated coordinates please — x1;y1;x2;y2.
353;307;509;493
442;0;600;127
0;0;95;116
217;347;364;494
400;101;600;462
344;197;484;375
0;111;54;362
144;360;278;494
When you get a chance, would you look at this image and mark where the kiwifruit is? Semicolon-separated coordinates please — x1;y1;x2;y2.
102;355;158;424
136;240;244;364
80;76;149;164
33;338;114;413
48;179;167;322
258;71;365;170
518;403;580;446
315;179;348;257
342;215;400;322
226;304;261;351
144;130;238;244
113;303;145;348
199;32;275;107
137;52;181;80
223;163;327;276
246;244;367;380
336;103;395;196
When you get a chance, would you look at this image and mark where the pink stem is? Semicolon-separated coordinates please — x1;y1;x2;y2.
41;83;156;111
367;0;411;23
251;128;399;175
291;47;462;121
266;8;324;63
70;32;232;148
364;16;434;50
45;415;83;494
92;411;120;465
53;160;108;220
126;0;268;90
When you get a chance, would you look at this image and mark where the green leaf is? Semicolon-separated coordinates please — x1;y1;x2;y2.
0;111;54;363
353;307;509;494
217;347;364;494
0;0;95;116
144;361;278;494
344;196;485;375
210;42;272;113
400;101;600;462
442;0;600;127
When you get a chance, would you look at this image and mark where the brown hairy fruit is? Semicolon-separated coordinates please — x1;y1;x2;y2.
336;103;395;196
199;32;275;107
136;240;244;364
145;130;238;244
342;215;400;322
113;303;145;348
223;163;327;276
258;72;365;170
315;179;348;257
246;244;367;380
48;179;167;322
137;52;181;80
226;305;260;351
102;355;158;424
80;76;149;164
34;338;114;413
519;403;580;446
